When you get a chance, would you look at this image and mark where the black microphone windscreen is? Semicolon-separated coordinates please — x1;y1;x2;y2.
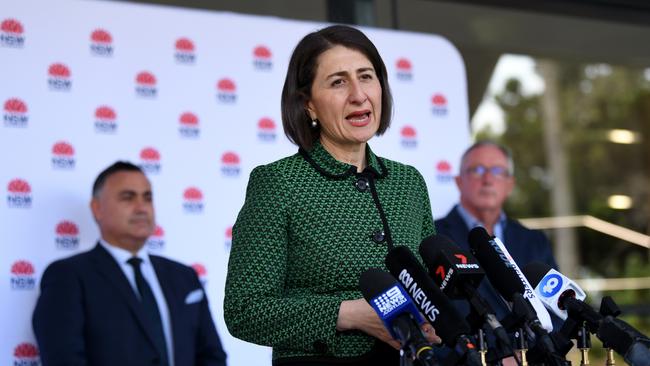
467;227;524;301
419;234;484;297
522;261;553;288
385;246;472;347
359;268;397;302
420;234;458;254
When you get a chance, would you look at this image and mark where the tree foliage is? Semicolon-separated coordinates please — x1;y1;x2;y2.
476;61;650;283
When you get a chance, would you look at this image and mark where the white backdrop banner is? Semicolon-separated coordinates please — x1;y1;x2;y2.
0;0;470;365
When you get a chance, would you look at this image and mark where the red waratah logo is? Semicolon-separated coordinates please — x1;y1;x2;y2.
257;117;276;142
224;226;232;251
184;187;203;201
48;63;72;91
147;225;165;250
11;260;36;289
216;78;237;103
396;58;413;80
176;38;194;52
91;29;112;43
174;37;195;64
8;179;30;193
183;187;204;213
431;93;448;116
139;147;161;174
436;160;452;173
52;141;74;156
13;342;39;360
140;147;160;162
400;125;417;148
11;260;34;275
94;105;117;133
180;112;198;125
137;71;156;85
3;98;28;128
135;71;157;97
90;28;113;56
253;45;272;70
436;160;453;183
5;98;27;113
1;18;23;34
52;141;76;169
221;151;241;176
56;220;79;236
1;18;25;48
7;178;32;208
179;112;199;138
49;63;70;78
153;225;164;237
55;220;80;250
192;263;207;284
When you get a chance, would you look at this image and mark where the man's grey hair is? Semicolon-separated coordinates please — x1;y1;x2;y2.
459;140;514;175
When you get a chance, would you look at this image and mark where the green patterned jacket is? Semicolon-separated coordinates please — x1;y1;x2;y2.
223;141;436;364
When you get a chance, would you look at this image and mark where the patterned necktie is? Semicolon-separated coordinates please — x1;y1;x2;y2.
127;257;169;366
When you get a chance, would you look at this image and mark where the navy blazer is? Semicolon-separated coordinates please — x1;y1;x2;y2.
435;206;558;360
33;243;227;366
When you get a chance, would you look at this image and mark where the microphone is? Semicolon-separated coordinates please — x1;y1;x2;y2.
359;268;437;365
522;261;598;331
419;235;484;299
385;246;482;366
467;227;553;331
523;261;650;366
419;234;513;357
598;317;650;366
467;227;568;366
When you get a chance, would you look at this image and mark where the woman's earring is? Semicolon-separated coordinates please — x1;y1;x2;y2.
311;119;318;128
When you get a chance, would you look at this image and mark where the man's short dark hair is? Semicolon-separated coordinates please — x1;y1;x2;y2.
92;161;144;197
281;24;393;150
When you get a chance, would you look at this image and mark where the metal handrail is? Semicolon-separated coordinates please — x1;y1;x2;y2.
518;215;650;249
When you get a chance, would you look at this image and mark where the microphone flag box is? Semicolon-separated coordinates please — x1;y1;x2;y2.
533;268;586;320
370;283;424;338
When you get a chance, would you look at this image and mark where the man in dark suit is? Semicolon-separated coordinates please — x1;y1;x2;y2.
33;161;227;366
435;141;557;364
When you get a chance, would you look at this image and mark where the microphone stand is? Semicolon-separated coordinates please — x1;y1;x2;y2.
514;327;528;366
599;296;621;366
577;323;591;366
477;329;487;366
462;282;516;360
400;349;415;366
605;348;616;366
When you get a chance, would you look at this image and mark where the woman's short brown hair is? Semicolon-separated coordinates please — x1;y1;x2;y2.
281;25;393;150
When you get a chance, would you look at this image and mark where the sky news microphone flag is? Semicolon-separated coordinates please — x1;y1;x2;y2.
1;1;469;365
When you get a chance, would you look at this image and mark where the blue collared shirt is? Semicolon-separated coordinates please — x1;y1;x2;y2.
99;239;174;365
455;204;508;241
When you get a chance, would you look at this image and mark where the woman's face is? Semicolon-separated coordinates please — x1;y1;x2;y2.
306;45;382;151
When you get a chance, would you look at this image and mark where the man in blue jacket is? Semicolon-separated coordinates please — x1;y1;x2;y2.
33;161;227;366
435;141;558;364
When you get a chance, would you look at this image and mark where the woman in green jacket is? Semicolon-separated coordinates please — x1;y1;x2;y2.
224;24;438;366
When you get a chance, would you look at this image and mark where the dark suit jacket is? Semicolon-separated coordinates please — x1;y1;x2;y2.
33;243;227;366
435;205;558;361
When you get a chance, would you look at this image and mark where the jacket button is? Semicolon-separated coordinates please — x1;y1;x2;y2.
313;340;328;353
371;230;385;244
355;177;369;192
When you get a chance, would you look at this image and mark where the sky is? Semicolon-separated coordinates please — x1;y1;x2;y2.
471;54;545;135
